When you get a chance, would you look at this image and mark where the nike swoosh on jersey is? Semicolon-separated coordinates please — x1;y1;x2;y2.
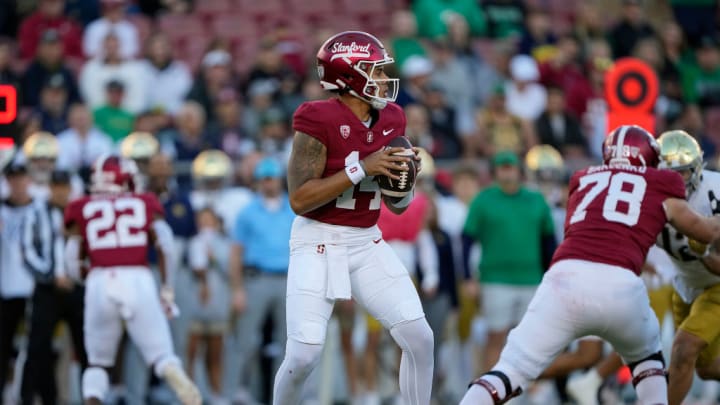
382;129;394;136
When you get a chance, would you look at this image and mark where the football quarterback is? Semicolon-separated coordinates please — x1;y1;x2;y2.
656;130;720;405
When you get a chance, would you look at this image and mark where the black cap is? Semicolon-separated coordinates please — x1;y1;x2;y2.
50;170;71;184
4;162;28;176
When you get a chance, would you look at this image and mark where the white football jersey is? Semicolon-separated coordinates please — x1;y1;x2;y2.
190;186;253;234
656;170;720;303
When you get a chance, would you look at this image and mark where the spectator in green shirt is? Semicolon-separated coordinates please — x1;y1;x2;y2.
389;10;428;72
462;150;556;372
413;0;486;39
92;79;134;143
680;35;720;106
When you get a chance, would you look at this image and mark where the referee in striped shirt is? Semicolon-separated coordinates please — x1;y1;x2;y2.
20;170;87;405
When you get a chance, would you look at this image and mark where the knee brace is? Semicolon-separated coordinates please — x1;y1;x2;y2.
468;370;523;405
82;366;110;401
628;351;667;387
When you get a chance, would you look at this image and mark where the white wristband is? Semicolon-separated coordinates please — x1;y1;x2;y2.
345;162;366;185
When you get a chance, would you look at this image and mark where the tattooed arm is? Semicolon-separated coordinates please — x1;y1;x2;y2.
288;131;415;215
287;132;353;215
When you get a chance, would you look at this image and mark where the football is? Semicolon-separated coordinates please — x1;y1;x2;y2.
375;136;417;198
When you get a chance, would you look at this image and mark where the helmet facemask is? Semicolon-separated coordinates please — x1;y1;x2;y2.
353;59;399;110
660;159;704;194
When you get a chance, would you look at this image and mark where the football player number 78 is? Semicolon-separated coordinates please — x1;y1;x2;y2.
569;172;647;226
336;151;382;210
83;197;148;249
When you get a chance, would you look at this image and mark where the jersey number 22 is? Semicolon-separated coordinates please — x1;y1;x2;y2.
83;197;148;249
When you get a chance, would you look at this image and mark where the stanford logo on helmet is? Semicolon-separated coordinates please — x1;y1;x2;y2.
330;42;371;61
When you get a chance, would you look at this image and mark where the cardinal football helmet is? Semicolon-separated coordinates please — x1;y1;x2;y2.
657;130;704;193
90;154;139;194
317;31;399;110
602;125;660;168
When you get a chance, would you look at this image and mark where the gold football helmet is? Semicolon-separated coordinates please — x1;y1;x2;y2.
120;132;159;161
657;130;704;192
525;144;565;181
192;150;233;181
23;131;59;160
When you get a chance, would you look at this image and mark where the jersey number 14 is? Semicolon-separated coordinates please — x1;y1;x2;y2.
335;151;382;210
569;172;647;226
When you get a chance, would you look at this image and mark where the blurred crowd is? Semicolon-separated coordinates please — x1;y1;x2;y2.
2;0;720;404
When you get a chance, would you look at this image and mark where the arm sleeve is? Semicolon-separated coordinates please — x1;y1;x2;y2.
292;102;328;145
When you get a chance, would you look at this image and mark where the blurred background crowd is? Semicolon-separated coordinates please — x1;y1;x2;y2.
2;0;720;404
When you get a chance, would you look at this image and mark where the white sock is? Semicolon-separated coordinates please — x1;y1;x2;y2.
633;360;667;404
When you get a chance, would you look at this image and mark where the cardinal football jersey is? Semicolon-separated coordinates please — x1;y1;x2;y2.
551;164;686;275
64;192;164;269
293;98;406;228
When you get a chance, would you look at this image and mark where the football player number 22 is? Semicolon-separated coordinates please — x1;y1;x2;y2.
83;198;148;249
336;151;382;210
569;172;647;226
